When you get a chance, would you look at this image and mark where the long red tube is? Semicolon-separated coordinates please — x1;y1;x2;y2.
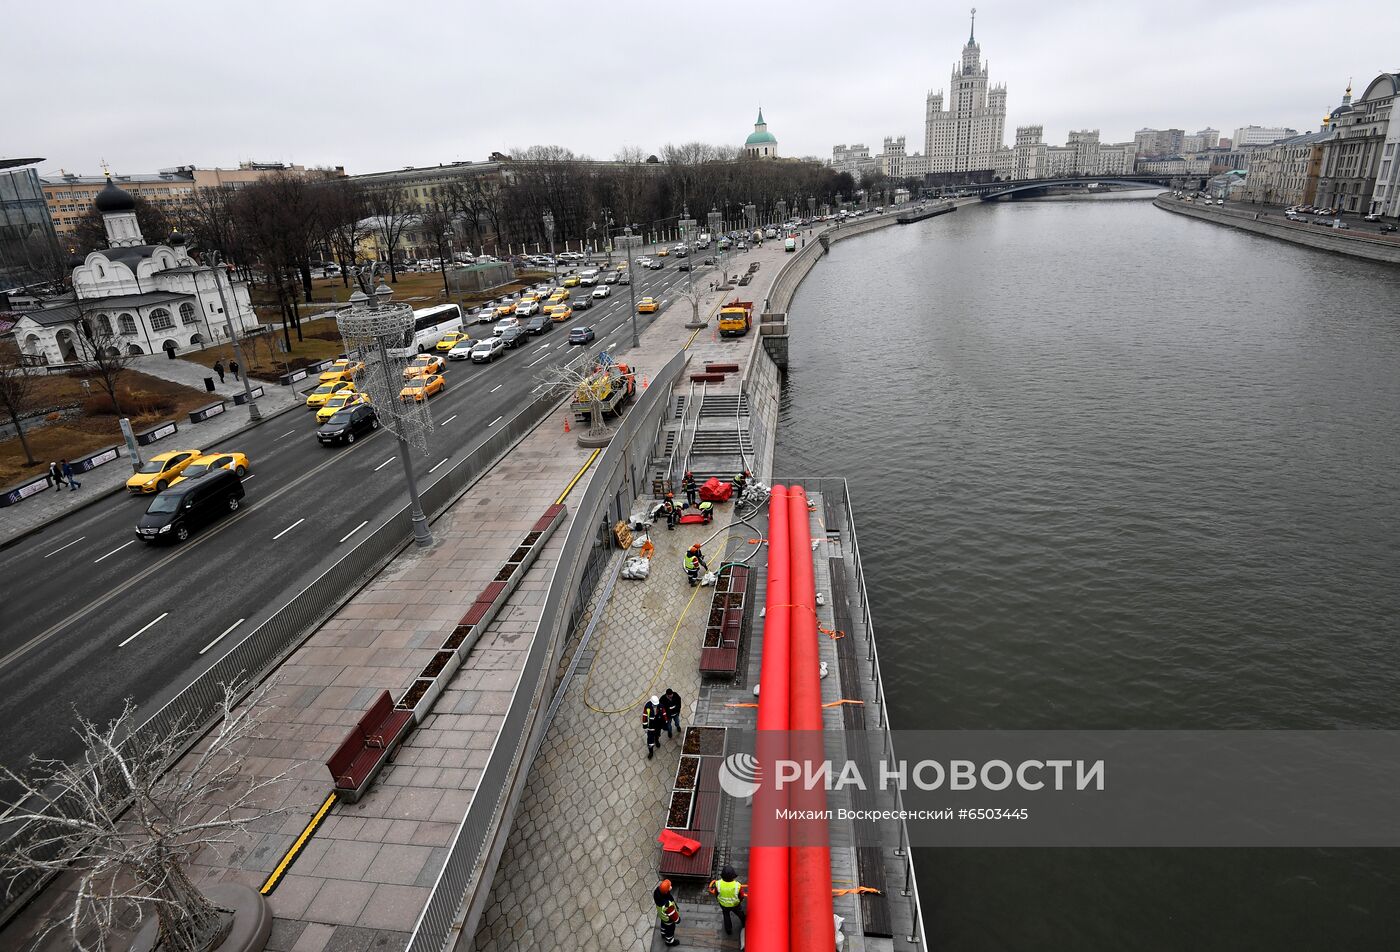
749;485;790;952
787;485;836;952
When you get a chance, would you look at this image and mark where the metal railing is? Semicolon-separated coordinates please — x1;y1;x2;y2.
805;476;928;948
0;355;588;928
405;347;691;952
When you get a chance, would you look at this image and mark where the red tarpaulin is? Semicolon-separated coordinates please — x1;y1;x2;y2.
699;477;732;502
657;828;702;855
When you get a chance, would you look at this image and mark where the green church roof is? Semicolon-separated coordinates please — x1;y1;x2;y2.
745;130;777;145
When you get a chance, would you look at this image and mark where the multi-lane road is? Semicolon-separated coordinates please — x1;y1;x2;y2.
0;258;704;777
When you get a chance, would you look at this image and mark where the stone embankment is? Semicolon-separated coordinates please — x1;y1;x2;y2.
1154;196;1400;265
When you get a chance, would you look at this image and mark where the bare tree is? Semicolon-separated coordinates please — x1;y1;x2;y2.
73;319;135;417
418;199;459;300
538;355;631;443
0;679;290;952
0;340;43;465
363;185;416;281
319;178;368;288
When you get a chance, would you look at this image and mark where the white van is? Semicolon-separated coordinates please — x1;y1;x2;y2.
579;269;600;286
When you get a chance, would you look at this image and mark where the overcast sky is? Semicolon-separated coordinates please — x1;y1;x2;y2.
9;0;1399;177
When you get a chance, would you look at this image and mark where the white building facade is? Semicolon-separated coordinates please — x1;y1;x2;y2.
11;178;259;365
924;13;1007;184
1232;125;1299;147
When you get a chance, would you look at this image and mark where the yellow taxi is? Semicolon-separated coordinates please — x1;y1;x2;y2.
435;331;470;353
399;373;445;403
306;380;354;409
315;391;366;424
318;358;364;383
494;300;517;317
615;263;628;272
562;274;581;288
169;451;250;486
126;449;203;494
547;303;574;323
547;290;570;307
636;297;659;314
656;247;670;257
403;353;446;379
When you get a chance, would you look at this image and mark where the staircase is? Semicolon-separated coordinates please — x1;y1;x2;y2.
698;392;749;418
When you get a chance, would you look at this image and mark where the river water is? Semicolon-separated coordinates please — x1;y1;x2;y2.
774;196;1400;950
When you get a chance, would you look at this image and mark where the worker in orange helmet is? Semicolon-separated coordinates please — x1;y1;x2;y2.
654;879;681;946
682;470;698;507
684;543;710;586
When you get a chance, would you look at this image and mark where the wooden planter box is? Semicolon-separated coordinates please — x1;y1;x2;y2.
682;726;726;757
675;755;700;790
666;790;695;829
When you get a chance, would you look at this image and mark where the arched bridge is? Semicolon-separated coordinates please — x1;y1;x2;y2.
979;175;1181;200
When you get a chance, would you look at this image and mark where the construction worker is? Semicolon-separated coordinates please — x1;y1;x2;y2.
661;687;683;737
662;492;679;530
697;501;714;525
684;544;709;586
733;469;751;500
706;865;748;936
644;695;665;758
654;879;681;946
682;470;698;508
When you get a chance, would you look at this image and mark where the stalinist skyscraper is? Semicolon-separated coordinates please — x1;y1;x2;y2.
924;9;1008;184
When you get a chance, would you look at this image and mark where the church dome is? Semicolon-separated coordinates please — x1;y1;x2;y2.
67;250;85;269
168;231;187;246
745;130;777;146
94;179;136;213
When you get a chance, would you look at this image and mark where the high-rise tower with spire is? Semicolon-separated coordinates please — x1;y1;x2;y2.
923;7;1007;183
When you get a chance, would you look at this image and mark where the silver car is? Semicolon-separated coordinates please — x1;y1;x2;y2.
471;336;505;363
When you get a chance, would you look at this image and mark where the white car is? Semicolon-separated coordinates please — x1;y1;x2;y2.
579;270;600;285
493;317;520;335
516;300;540;317
447;340;476;361
591;285;612;299
636;256;652;267
471;337;505;363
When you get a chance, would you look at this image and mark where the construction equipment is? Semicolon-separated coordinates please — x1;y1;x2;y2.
569;354;637;419
718;300;754;338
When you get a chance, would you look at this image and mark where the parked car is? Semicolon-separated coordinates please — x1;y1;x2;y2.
499;324;529;349
592;285;612;298
136;469;244;544
525;314;552;334
471;336;505;363
568;326;595;345
317;402;379;445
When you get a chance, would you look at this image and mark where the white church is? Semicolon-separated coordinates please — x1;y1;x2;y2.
10;177;260;365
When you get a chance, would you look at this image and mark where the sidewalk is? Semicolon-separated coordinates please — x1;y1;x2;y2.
0;372;300;546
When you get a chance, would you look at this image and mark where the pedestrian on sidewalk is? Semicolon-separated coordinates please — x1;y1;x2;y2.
229;359;240;380
48;461;63;491
654;879;681;946
661;687;682;737
60;459;80;490
213;359;226;383
706;865;748;936
644;695;665;758
681;471;698;508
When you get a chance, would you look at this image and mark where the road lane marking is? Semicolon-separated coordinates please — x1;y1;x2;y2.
527;354;549;367
272;518;305;540
540;344;551;349
119;612;168;648
489;385;502;393
488;416;502;427
440;414;458;426
95;540;134;563
374;456;396;472
339;520;368;543
274;429;296;440
199;618;244;656
44;536;86;558
429;458;449;473
241;473;256;481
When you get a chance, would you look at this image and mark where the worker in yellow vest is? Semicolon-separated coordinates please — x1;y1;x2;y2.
706;865;748;935
654;878;681;946
684;543;709;586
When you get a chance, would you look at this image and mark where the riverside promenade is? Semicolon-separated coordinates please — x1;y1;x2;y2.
1154;194;1400;264
2;207;933;952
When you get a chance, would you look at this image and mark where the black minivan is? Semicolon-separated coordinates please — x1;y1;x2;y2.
135;469;244;543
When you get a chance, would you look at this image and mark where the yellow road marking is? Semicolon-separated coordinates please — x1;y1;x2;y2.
260;791;337;895
556;449;601;505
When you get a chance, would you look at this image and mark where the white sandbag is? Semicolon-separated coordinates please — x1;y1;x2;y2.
700;571;718;586
632;533;650;548
818;660;829;679
834;913;845;949
621;557;651;580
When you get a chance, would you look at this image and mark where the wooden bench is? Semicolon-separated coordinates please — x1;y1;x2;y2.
659;832;715;880
325;690;415;802
689;372;726;384
703;362;740;374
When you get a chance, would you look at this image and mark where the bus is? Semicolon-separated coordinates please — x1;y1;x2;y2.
389;304;463;357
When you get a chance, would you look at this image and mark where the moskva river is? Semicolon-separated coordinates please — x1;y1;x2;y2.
776;195;1400;950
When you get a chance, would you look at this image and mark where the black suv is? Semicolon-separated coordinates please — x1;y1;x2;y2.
317;402;379;445
499;324;529;349
525;315;551;335
135;469;244;544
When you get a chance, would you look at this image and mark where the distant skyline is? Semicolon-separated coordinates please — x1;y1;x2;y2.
8;0;1398;176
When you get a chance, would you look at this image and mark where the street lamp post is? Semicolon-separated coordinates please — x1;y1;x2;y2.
623;225;640;348
340;277;433;547
543;211;556;283
206;252;261;423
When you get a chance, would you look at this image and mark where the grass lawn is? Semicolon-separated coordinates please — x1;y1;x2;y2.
179;333;347;382
0;371;214;485
250;269;554;309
